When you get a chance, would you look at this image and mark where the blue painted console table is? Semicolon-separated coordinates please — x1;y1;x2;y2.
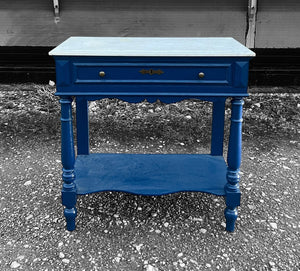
49;37;255;232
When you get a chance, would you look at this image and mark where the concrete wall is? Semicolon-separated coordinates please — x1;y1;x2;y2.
255;0;300;48
0;0;299;48
0;0;247;46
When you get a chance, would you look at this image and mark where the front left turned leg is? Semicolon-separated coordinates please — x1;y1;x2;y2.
225;97;244;232
60;97;77;231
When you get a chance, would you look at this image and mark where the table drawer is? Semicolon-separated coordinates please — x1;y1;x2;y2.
73;63;232;85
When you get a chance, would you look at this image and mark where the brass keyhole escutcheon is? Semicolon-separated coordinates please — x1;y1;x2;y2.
99;71;105;77
198;72;205;78
139;69;164;75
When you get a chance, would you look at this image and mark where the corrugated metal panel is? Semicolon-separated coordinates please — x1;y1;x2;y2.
0;0;247;46
255;0;300;48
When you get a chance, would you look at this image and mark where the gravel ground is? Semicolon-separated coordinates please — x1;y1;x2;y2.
0;85;299;270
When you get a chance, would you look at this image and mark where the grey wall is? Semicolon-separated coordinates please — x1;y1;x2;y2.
1;0;299;48
0;0;247;46
255;0;300;48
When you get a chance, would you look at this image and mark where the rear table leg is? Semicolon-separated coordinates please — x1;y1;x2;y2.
76;97;89;155
225;97;244;232
211;99;225;156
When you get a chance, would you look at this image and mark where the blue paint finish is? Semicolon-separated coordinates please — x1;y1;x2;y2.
234;62;249;88
76;97;89;155
74;154;227;196
227;98;244;170
211;99;226;156
73;62;232;85
55;92;249;100
60;98;75;175
60;97;77;231
224;208;238;233
54;56;251;97
225;98;244;232
56;60;71;87
50;37;254;232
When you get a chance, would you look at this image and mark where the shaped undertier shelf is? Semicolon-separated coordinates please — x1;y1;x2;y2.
74;153;227;196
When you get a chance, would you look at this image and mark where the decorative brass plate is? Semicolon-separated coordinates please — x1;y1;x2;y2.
139;69;164;75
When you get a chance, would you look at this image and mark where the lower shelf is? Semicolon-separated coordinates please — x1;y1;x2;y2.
74;153;227;196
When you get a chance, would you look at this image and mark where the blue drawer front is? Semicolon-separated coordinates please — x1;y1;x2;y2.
73;63;232;85
54;56;251;97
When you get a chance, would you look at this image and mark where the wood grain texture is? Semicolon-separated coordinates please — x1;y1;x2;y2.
0;0;247;46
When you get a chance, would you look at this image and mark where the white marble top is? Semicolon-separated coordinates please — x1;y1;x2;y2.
49;37;255;57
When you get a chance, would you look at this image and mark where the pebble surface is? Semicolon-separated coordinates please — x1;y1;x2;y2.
0;135;299;270
0;88;299;270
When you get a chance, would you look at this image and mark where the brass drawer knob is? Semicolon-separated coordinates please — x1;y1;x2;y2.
198;72;205;78
99;71;105;77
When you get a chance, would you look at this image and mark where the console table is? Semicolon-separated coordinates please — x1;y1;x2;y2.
49;37;255;232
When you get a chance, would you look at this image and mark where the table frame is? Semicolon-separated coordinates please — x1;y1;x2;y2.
50;38;254;232
59;94;244;232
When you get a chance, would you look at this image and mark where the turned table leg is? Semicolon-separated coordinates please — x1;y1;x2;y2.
225;97;244;232
60;97;77;231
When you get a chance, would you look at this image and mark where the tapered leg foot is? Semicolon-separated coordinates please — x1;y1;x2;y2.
62;180;77;231
64;208;77;231
224;207;238;232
